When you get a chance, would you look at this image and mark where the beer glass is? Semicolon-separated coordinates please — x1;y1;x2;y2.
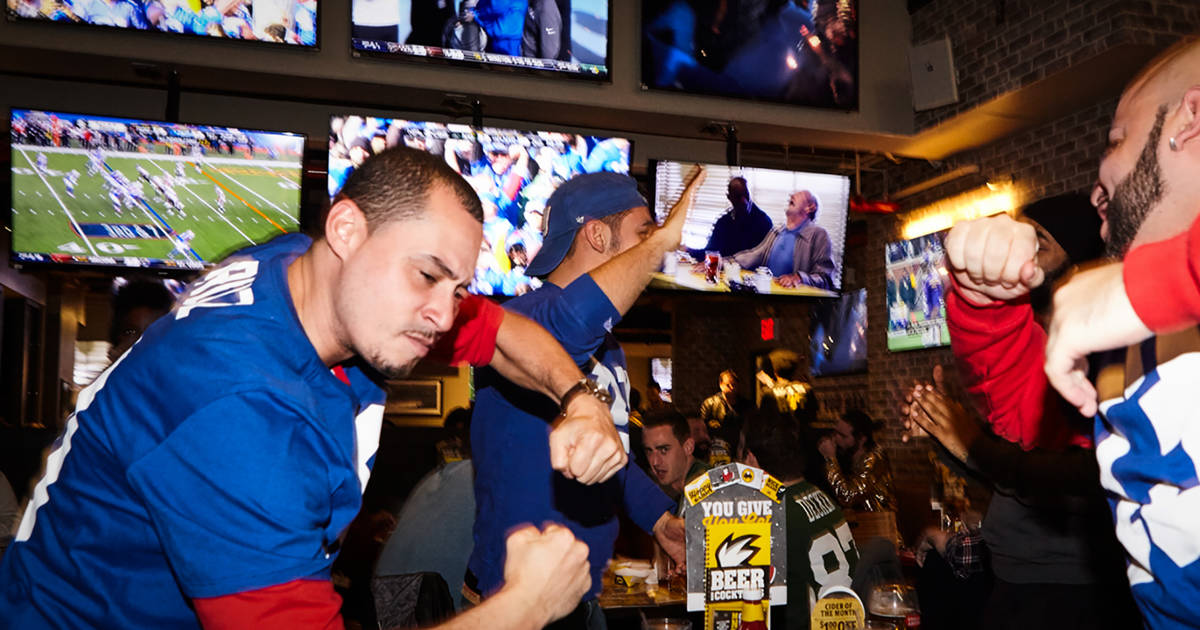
704;251;720;283
866;583;920;629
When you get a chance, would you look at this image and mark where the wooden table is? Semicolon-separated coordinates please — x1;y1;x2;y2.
599;570;696;630
598;570;687;610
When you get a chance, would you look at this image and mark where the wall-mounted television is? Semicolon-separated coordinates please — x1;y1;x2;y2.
351;0;610;80
810;288;866;376
10;108;306;271
642;0;857;109
885;231;950;351
649;160;848;296
328;115;631;296
6;0;319;47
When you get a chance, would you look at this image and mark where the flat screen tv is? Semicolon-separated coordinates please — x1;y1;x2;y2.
10;108;306;271
649;160;849;295
885;231;951;351
328;115;631;296
6;0;318;47
810;288;866;376
642;0;857;109
351;0;610;80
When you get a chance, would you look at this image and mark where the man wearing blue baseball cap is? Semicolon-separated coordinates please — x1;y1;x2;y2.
467;168;706;628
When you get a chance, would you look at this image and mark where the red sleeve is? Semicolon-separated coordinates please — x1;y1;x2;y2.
946;276;1090;450
192;579;343;630
1125;212;1200;331
428;294;504;367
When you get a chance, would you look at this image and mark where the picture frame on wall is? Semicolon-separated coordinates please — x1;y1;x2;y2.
384;379;443;425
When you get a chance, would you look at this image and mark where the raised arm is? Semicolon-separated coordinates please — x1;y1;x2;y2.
489;310;627;485
429;297;622;485
1043;206;1200;414
589;166;706;315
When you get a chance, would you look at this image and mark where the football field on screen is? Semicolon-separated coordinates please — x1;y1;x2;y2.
10;146;302;265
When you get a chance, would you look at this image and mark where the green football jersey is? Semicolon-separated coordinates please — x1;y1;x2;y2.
781;481;859;629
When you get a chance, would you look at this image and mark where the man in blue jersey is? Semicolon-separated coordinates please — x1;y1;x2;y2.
467;168;706;629
0;146;630;630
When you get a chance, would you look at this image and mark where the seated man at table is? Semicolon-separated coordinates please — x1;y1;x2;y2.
687;177;773;259
732;190;835;289
641;408;708;505
741;405;859;630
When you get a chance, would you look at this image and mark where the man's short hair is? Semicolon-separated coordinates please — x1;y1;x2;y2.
642;407;690;445
742;405;806;480
720;369;738;382
334;145;483;232
729;176;748;190
842;409;881;449
111;280;175;342
800;190;821;219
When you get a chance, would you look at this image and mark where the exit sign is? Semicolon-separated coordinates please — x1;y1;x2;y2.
761;318;775;341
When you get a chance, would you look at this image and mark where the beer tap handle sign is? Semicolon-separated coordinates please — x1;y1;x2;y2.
683;463;787;630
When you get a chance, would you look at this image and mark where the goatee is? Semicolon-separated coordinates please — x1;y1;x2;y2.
1105;105;1168;259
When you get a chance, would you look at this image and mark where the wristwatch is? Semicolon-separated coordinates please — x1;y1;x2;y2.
559;378;613;413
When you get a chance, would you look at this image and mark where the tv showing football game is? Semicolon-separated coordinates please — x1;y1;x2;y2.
351;0;610;79
642;0;857;109
886;231;951;351
649;160;848;296
810;288;866;376
6;0;318;47
328;115;631;296
10;108;306;271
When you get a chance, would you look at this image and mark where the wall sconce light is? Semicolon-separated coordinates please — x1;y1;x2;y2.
900;181;1020;240
986;174;1015;191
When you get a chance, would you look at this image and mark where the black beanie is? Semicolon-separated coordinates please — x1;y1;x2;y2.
1019;192;1105;266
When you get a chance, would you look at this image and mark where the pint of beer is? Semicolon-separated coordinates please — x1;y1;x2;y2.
704;251;720;283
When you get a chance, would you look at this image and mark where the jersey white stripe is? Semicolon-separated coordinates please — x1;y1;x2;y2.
16;344;133;541
355;403;384;493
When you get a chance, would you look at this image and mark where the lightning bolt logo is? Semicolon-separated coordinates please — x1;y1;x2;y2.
715;533;762;567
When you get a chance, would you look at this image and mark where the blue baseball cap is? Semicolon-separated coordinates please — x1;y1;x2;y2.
525;172;647;277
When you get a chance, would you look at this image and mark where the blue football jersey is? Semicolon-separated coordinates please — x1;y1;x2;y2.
468;276;674;600
1095;332;1200;628
0;233;386;628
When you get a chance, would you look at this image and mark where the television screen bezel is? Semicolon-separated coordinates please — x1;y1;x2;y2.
646;158;851;297
349;0;613;83
326;113;634;296
8;106;310;275
5;2;322;50
639;0;859;110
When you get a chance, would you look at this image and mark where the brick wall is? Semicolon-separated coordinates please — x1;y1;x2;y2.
912;0;1200;130
887;96;1118;212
